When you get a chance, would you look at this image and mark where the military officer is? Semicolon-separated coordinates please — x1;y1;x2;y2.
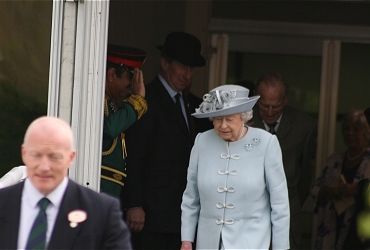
101;44;148;199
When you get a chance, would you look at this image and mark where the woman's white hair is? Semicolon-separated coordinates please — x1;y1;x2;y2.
241;110;253;124
210;110;253;124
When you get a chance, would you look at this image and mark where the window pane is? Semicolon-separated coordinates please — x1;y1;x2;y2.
226;52;321;118
335;42;370;151
0;1;52;177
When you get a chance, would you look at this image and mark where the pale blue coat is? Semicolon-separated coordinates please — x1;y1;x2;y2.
181;127;290;250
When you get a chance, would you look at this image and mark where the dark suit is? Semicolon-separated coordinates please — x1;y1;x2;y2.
251;105;317;248
123;76;195;248
186;91;213;134
0;180;132;249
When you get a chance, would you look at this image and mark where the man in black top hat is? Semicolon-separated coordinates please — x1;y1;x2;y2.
101;44;148;199
123;32;206;249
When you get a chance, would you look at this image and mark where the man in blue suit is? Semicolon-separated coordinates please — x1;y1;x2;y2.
0;116;131;249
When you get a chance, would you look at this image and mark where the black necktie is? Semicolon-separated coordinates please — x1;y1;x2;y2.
26;197;50;250
267;122;277;134
175;93;189;130
175;93;185;119
175;93;182;112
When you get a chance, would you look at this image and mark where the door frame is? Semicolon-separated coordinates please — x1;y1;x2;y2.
49;0;110;191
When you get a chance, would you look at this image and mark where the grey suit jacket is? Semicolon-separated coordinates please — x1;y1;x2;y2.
0;180;132;249
251;105;317;215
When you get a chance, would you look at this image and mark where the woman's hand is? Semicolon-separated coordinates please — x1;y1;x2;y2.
180;241;192;250
339;183;358;197
131;68;145;97
318;183;358;204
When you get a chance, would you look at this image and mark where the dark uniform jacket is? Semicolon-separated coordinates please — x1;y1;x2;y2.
101;94;147;198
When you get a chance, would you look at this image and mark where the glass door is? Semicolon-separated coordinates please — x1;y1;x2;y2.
0;1;52;178
334;42;370;151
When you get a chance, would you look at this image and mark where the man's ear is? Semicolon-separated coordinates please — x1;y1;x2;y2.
68;151;76;168
107;68;116;82
21;144;26;163
160;57;168;71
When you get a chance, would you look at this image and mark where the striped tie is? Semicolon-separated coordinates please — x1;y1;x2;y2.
267;122;278;134
26;198;50;250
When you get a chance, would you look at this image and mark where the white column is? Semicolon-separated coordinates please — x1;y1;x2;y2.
48;0;110;192
208;33;229;90
311;39;341;249
316;40;341;178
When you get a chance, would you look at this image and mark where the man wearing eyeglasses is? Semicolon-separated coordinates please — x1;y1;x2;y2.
101;44;148;199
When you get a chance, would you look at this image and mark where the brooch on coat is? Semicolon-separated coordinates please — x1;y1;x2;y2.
244;138;261;151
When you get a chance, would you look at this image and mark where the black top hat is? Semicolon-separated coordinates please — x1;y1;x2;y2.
107;44;147;69
156;32;206;67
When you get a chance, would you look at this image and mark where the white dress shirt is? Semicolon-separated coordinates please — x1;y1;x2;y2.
18;177;68;249
158;74;189;127
262;114;283;132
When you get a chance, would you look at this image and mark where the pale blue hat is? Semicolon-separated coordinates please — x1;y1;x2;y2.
192;85;260;118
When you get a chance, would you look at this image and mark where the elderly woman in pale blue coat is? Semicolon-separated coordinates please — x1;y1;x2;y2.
180;85;290;250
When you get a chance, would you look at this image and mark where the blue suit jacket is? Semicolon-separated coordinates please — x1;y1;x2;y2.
0;180;132;249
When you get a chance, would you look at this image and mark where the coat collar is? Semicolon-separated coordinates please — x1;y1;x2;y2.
273;106;294;139
252;106;293;139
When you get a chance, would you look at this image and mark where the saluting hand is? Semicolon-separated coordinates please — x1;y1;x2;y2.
131;68;145;97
